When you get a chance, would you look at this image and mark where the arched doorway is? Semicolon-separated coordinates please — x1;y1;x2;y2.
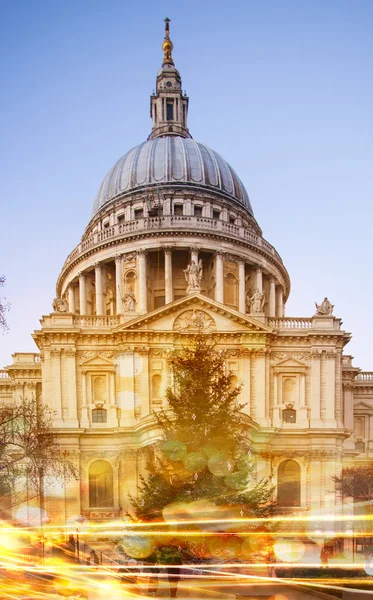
89;461;114;508
277;460;301;507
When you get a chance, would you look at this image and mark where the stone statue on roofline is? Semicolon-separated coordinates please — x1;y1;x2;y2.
123;288;136;312
184;259;203;294
52;297;68;313
314;297;334;316
248;288;265;314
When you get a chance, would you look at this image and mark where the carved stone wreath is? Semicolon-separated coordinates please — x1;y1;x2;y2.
173;310;216;333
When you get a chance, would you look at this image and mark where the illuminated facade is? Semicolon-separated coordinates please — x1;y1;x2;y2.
1;21;372;533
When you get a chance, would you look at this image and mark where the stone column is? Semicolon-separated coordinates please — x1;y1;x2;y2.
95;263;104;316
215;252;224;303
256;266;263;293
68;285;75;313
164;247;173;304
276;286;284;318
115;254;123;315
79;272;87;315
238;260;246;313
137;250;147;313
269;277;276;317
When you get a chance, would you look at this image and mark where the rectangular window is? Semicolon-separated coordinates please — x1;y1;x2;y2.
174;204;183;216
134;208;144;219
166;102;174;121
117;214;125;223
194;206;203;217
212;210;220;220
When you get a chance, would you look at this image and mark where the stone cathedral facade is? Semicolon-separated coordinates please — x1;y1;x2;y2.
1;22;373;537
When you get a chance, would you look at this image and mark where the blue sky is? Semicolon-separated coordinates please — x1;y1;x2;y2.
0;0;372;368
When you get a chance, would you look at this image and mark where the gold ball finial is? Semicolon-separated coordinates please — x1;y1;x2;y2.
162;17;174;66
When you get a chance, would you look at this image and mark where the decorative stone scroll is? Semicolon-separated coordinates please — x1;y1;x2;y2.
173;310;216;333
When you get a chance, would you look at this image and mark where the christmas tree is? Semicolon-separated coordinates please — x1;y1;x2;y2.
126;333;275;563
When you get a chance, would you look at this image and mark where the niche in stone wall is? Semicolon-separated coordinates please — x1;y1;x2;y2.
282;377;297;405
93;376;106;404
354;417;364;438
152;373;162;400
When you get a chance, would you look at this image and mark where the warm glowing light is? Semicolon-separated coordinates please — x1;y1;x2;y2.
16;505;49;526
274;538;306;562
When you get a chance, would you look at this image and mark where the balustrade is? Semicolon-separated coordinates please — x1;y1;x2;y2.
268;317;312;329
0;370;10;378
73;315;121;328
62;216;283;272
356;372;373;381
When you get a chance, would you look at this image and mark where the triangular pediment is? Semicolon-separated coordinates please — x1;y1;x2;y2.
120;294;273;334
273;357;307;369
80;354;115;368
354;401;373;412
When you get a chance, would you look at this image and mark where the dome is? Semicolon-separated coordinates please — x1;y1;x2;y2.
92;136;253;216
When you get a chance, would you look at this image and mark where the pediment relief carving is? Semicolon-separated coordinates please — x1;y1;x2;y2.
272;356;309;372
173;310;216;333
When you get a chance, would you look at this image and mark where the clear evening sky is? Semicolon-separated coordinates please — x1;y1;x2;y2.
0;1;372;369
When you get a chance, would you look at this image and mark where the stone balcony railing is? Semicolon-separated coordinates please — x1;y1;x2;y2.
356;372;373;381
62;216;283;271
0;370;10;378
267;317;312;329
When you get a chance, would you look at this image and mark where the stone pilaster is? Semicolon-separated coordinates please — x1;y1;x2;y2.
310;350;322;427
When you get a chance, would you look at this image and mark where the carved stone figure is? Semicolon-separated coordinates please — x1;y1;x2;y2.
173;309;216;333
183;259;203;294
123;288;136;311
248;288;265;313
315;297;334;316
52;297;68;313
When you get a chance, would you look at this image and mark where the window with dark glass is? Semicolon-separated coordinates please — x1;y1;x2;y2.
117;214;125;223
355;440;365;452
92;408;107;423
166;102;174;121
134;208;144;219
282;407;296;423
154;296;165;309
173;204;183;216
229;216;236;224
212;210;220;220
194;206;203;217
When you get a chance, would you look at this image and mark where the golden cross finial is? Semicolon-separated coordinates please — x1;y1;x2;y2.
162;17;174;66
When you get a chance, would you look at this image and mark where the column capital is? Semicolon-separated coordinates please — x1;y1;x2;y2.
163;245;174;254
115;253;124;262
190;246;199;253
94;261;102;268
269;276;276;284
256;265;263;272
215;250;225;258
136;248;147;257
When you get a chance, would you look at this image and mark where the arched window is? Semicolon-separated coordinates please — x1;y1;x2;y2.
89;460;114;508
92;408;107;423
152;374;162;399
277;460;301;507
93;376;106;403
